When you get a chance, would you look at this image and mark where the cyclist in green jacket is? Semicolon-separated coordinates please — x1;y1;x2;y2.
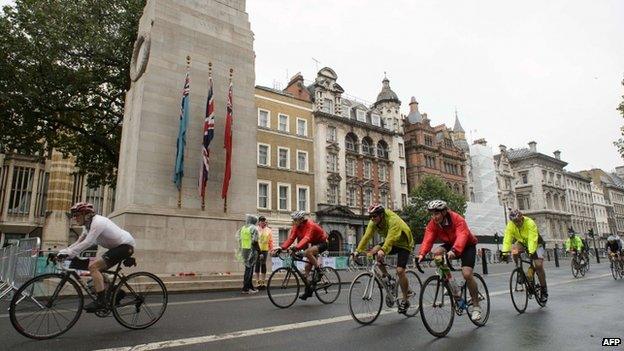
501;209;548;298
352;204;414;314
565;228;586;267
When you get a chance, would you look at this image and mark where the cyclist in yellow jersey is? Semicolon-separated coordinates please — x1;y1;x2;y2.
565;228;586;266
502;209;548;298
352;204;414;314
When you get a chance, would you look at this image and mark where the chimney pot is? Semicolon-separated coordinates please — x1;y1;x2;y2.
528;141;537;152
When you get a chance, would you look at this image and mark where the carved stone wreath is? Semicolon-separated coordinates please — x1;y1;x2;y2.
130;33;151;82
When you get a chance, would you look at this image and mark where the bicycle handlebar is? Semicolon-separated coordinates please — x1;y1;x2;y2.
417;254;457;272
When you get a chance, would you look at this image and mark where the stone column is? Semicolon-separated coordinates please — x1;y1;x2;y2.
41;150;75;250
112;0;256;274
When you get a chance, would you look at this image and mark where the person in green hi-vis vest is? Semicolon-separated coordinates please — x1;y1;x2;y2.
239;214;260;294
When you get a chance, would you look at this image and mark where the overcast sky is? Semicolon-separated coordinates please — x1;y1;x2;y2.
2;0;623;171
248;0;624;172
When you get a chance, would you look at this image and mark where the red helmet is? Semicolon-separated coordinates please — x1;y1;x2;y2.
70;202;95;215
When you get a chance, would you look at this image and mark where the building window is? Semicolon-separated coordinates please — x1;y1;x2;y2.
364;161;371;179
401;194;407;207
327;126;337;142
346;158;356;177
345;135;357;152
347;187;357;207
520;172;528;184
371;113;381;126
86;185;105;215
342;103;350;117
35;170;49;218
364;188;372;207
297;150;308;172
322;98;334;114
8;166;35;216
258;181;270;209
379;164;387;182
278;114;289;132
328;184;339;204
400;166;406;184
297;186;309;212
377;141;389;159
72;173;84;204
278;184;290;211
425;155;436;169
380;190;388;208
278;147;290;169
257;144;270;166
327;153;338;173
398;143;405;158
424;135;433;146
356;109;366;122
258;109;270;128
362;139;373;155
296;118;307;136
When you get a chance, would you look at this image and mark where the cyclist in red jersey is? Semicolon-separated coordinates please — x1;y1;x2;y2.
271;211;328;300
417;200;482;320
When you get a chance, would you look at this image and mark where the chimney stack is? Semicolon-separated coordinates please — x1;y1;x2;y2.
553;150;561;160
528;141;537;152
499;144;507;153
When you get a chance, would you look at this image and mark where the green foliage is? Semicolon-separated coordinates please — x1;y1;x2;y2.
400;175;467;241
0;0;146;187
615;78;624;158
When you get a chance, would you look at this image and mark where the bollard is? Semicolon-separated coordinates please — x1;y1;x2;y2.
554;244;560;268
594;247;600;264
481;248;488;275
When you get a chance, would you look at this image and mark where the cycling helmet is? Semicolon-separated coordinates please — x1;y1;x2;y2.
368;204;385;217
568;228;575;238
508;209;523;221
290;211;306;221
427;200;448;212
607;235;616;242
70;202;95;215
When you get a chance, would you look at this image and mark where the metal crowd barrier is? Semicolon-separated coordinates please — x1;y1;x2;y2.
0;245;17;290
0;237;41;300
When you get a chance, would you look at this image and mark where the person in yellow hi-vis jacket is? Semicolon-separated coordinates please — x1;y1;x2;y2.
255;216;273;288
502;209;548;299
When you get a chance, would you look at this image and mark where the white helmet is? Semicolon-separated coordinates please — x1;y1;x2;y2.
427;200;448;211
607;235;616;242
291;211;306;221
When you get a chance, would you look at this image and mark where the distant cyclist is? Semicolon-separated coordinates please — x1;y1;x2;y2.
58;202;135;312
417;200;482;320
606;235;622;263
501;209;548;299
353;204;414;314
565;228;585;265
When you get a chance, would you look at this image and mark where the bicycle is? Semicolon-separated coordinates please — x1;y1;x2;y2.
416;254;490;338
608;253;623;280
9;253;168;340
570;250;588;278
503;250;547;314
266;248;341;308
347;253;422;325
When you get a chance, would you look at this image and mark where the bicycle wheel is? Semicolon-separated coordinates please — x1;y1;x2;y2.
571;259;580;278
466;273;490;326
112;272;168;330
267;267;300;308
314;266;341;304
611;261;618;280
419;275;455;337
348;272;383;325
403;270;422;317
9;273;83;340
532;276;547;307
509;268;528;314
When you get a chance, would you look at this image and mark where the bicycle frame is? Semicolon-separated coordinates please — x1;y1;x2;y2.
358;256;397;301
276;250;326;290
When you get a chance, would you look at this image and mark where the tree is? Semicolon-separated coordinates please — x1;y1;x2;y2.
615;77;624;158
400;175;467;241
0;0;146;187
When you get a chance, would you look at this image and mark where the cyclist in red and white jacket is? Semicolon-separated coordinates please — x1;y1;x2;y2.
417;200;482;320
271;211;328;300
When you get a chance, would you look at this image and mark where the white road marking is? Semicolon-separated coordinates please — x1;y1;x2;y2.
93;272;612;351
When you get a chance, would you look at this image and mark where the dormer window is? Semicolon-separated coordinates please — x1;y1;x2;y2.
356;109;366;122
372;114;381;127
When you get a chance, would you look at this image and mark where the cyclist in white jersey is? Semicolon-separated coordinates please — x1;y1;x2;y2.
59;202;136;312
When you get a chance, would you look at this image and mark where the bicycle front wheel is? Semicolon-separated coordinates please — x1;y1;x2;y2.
112;272;168;330
348;272;383;325
9;273;83;340
314;266;341;304
419;275;455;337
267;267;300;308
611;261;618;280
571;259;580;278
509;268;528;314
466;273;490;326
404;270;422;317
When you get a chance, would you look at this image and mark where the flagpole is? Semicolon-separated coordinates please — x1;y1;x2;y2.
178;55;191;209
224;68;233;213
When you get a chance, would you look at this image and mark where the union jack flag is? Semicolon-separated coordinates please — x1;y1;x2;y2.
199;76;215;201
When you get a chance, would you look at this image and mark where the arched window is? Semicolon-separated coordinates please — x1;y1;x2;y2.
376;140;389;159
345;133;358;152
362;137;373;156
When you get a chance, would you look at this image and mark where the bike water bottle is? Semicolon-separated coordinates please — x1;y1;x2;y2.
527;266;534;282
